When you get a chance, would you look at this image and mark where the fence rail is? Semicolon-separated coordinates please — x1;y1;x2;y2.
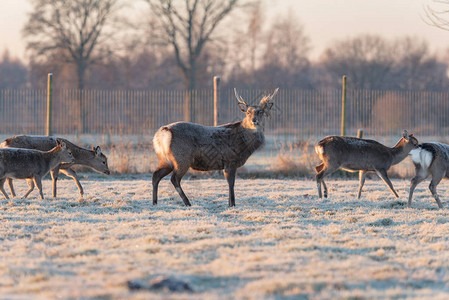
1;88;448;138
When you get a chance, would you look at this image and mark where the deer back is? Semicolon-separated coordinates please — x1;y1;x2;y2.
1;135;109;174
0;145;72;179
317;136;395;171
155;121;265;171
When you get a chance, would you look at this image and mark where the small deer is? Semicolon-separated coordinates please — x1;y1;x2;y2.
0;135;110;198
152;88;279;207
408;142;449;209
314;130;419;199
0;140;74;199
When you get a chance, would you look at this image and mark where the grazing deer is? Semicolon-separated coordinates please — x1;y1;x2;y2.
408;142;449;209
0;135;110;198
152;88;279;207
314;130;418;199
0;140;74;199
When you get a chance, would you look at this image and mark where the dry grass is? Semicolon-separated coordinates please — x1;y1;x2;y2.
270;140;320;176
1;177;449;299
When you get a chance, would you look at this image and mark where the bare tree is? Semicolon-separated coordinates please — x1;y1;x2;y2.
424;0;449;31
0;50;27;89
145;0;239;90
22;0;119;90
321;35;393;90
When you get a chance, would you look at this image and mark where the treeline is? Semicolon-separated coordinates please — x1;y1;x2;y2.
2;0;449;91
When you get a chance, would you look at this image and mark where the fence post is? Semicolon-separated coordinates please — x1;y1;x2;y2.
213;76;220;126
357;129;363;138
46;73;53;136
341;75;347;136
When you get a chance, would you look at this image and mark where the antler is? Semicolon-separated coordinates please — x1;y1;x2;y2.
234;88;248;106
270;88;279;99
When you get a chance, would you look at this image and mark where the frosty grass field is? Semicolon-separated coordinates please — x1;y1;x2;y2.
1;136;449;299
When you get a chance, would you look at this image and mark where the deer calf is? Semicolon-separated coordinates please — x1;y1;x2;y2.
315;130;418;199
0;135;110;198
408;142;449;209
0;140;74;199
152;88;279;207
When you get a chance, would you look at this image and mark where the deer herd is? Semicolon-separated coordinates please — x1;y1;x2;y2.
0;88;448;209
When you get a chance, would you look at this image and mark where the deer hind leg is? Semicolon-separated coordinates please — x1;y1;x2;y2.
375;168;399;198
22;179;35;199
408;165;427;208
315;163;338;199
59;168;83;197
152;165;173;205
6;178;16;197
170;166;191;207
223;168;237;207
357;171;367;199
0;178;9;199
34;177;44;199
428;170;444;209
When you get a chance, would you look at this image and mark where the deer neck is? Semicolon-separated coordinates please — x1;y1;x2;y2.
44;149;64;170
236;122;265;155
390;138;411;165
241;117;264;131
70;146;93;165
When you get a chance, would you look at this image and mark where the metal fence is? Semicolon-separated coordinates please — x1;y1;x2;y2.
1;88;449;138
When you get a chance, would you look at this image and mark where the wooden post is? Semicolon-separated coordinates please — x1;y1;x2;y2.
341;75;347;136
213;76;220;126
46;73;53;136
357;129;363;138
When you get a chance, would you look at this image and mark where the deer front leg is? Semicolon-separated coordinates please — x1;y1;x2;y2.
33;177;44;199
357;171;367;199
59;168;83;197
375;169;399;198
6;178;16;197
50;168;60;198
22;179;35;199
0;178;9;199
223;168;237;207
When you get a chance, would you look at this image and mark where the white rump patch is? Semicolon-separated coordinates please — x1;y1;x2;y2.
153;129;172;164
410;148;432;170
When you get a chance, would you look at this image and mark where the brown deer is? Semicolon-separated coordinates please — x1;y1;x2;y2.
0;140;74;199
152;88;279;207
408;142;449;209
0;135;110;198
315;130;419;199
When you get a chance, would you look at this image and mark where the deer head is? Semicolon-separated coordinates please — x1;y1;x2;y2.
234;88;279;129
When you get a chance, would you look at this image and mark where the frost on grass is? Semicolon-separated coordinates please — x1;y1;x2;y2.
0;176;449;299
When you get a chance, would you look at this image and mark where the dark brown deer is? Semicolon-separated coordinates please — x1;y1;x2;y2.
0;135;110;198
315;130;419;199
152;88;279;207
408;142;449;209
0;140;74;199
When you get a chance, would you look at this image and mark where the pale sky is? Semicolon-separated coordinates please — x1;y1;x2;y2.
0;0;448;62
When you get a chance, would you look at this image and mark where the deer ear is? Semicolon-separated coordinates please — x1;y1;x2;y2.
402;130;409;139
59;141;66;149
265;102;274;110
94;146;102;156
238;102;247;112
